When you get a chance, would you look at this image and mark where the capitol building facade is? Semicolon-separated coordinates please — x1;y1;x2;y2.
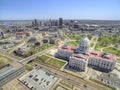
56;35;116;72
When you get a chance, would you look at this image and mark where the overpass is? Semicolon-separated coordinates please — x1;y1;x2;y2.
19;45;55;65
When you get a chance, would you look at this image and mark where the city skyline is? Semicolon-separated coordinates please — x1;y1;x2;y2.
0;0;120;20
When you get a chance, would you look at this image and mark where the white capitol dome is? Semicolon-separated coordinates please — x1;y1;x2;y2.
79;35;90;54
79;35;90;46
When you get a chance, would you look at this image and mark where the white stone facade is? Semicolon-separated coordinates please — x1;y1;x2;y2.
79;35;90;54
69;54;88;71
57;48;73;59
56;35;116;72
88;57;116;70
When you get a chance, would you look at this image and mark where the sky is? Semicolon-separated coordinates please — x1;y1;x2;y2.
0;0;120;20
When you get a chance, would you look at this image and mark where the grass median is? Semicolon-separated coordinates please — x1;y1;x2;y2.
66;41;78;46
103;47;120;57
36;55;66;70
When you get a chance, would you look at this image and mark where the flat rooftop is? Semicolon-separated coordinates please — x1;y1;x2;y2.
59;45;74;53
90;50;116;62
71;54;89;61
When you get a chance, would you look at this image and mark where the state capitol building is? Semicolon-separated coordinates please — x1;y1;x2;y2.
55;35;116;72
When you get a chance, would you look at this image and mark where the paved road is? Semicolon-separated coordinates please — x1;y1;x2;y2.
0;49;22;61
90;36;98;49
0;44;55;65
0;67;25;87
32;62;112;90
0;37;112;90
39;67;91;90
19;45;56;64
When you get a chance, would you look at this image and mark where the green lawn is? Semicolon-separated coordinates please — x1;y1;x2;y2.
73;35;82;40
47;58;66;69
67;34;82;40
37;55;66;69
38;55;49;63
25;64;33;71
95;43;105;51
93;37;113;50
66;35;93;47
0;58;8;67
66;41;78;46
98;37;111;43
0;54;12;67
103;47;120;57
98;36;120;45
90;43;94;47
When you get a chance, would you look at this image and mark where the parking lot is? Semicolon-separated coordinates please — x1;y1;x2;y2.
19;67;58;90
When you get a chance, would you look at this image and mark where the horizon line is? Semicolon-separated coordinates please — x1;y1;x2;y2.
0;19;120;21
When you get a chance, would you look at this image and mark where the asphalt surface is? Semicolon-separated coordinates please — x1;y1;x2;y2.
31;62;112;90
0;67;25;87
0;38;113;90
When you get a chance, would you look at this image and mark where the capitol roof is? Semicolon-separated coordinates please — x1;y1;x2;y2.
71;54;89;61
90;50;116;62
59;45;74;53
79;35;90;45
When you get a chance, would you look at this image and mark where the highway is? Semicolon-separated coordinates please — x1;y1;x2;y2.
31;62;112;90
35;65;90;90
0;36;112;90
0;67;25;87
0;44;55;65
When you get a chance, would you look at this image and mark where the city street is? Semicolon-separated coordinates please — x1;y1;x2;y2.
31;61;112;90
